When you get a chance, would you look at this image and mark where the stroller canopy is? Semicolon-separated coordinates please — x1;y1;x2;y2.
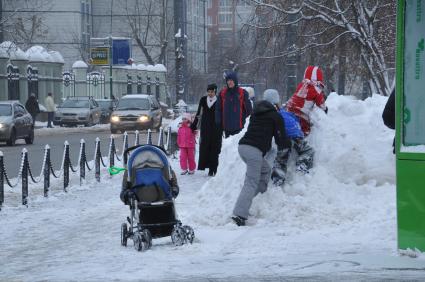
127;145;173;201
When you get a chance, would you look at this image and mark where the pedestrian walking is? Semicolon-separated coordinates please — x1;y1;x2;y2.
25;93;40;126
45;92;56;128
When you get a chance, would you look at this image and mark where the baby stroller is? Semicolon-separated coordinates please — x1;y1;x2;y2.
120;144;195;251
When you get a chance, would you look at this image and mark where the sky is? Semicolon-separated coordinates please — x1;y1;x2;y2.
1;93;425;281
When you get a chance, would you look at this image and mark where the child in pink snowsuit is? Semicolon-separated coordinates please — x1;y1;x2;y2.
177;113;197;175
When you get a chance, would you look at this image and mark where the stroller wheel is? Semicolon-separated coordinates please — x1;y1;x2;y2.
171;225;186;246
182;225;195;244
142;229;153;249
133;232;144;251
121;223;128;247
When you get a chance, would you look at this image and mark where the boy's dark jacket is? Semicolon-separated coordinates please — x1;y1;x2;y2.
239;100;291;155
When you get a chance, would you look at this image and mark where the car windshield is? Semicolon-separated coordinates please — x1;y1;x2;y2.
0;104;12;116
116;98;150;110
97;101;114;109
60;99;89;108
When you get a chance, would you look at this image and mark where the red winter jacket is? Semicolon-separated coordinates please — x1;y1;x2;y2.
177;121;196;148
286;66;327;135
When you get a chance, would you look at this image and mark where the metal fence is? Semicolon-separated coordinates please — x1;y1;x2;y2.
0;127;176;210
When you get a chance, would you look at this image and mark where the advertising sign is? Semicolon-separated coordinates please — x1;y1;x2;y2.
112;39;131;65
90;47;109;65
403;0;425;146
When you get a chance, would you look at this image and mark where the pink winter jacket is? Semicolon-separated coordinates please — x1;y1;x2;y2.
177;122;196;148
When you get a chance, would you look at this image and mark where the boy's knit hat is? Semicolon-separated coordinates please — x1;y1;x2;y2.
263;89;280;105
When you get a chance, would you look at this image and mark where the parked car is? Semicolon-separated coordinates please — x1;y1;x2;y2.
97;99;117;123
110;94;162;134
0;101;34;146
54;96;102;127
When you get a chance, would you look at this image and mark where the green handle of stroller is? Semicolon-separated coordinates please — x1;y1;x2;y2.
108;166;127;175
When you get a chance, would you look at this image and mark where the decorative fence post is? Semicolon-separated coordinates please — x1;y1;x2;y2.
44;145;50;197
95;138;101;182
134;130;140;146
147;129;152;145
165;126;171;155
123;132;129;165
0;151;4;210
21;149;29;206
79;139;86;185
109;135;115;169
157;127;164;148
63;141;70;192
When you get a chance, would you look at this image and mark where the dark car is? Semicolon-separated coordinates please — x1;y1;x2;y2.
110;94;162;134
97;99;117;123
0;101;34;146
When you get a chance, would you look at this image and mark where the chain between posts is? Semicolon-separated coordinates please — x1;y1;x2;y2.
0;129;168;209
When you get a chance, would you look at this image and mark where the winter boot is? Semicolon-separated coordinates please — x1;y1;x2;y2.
231;215;246;226
180;170;188;175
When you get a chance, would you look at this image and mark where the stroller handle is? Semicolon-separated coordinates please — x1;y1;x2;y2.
124;144;167;157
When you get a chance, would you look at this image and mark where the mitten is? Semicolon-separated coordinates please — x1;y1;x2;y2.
190;118;198;131
120;190;135;205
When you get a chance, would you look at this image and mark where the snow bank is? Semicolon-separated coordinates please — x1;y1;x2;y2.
189;93;396;237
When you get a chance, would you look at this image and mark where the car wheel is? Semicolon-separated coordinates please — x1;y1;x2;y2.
85;116;93;127
6;128;16;146
25;128;34;144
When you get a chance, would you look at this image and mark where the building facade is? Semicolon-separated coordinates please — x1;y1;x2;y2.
1;0;207;102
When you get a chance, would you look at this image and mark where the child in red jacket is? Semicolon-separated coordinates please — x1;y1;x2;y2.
286;65;328;136
178;113;197;175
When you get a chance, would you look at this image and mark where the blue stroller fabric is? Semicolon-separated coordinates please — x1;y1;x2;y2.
279;109;304;139
127;145;173;201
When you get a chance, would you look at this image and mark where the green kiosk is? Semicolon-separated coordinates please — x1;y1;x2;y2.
396;0;425;251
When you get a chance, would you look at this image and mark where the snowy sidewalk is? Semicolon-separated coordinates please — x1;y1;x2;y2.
1;94;425;281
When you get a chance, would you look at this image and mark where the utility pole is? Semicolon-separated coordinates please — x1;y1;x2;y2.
109;0;114;99
0;0;3;43
174;0;187;102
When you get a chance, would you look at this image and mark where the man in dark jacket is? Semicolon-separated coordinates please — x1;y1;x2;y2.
25;93;40;126
382;90;395;153
232;100;291;226
215;71;252;138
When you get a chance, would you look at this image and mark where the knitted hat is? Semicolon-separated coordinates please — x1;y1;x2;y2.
304;66;324;83
263;89;280;105
224;70;238;86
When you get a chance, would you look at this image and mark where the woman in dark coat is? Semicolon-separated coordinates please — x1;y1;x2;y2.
191;84;223;176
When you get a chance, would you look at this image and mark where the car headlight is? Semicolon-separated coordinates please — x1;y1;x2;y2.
138;115;150;122
111;115;120;123
0;123;3;129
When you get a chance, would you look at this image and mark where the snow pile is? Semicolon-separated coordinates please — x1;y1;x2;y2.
189;93;396;236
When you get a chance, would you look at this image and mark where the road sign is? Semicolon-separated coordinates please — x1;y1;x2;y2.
90;47;109;65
